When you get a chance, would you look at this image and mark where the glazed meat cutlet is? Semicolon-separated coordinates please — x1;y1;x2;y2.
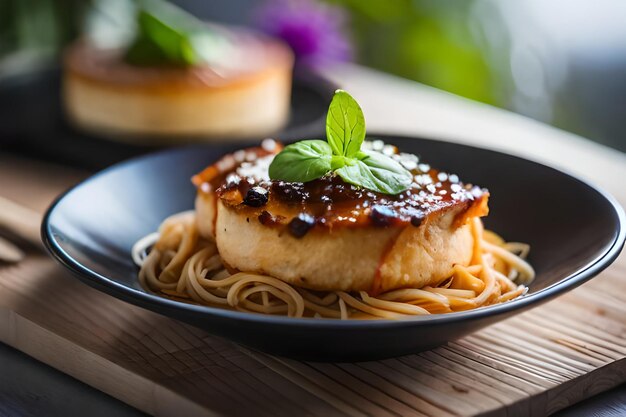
192;140;489;294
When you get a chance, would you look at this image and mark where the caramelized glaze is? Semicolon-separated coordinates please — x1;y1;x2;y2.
192;140;489;237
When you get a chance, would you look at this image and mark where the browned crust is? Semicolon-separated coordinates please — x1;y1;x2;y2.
193;143;490;233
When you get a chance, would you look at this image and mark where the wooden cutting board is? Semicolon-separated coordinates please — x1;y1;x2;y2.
0;148;625;417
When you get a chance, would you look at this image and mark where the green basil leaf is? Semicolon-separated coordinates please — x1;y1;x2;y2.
269;89;412;195
125;11;197;66
124;0;212;67
269;140;333;183
335;150;413;195
326;90;366;157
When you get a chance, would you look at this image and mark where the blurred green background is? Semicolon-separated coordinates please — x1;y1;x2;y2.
2;0;625;151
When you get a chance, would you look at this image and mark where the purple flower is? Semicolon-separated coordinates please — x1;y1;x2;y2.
252;0;353;67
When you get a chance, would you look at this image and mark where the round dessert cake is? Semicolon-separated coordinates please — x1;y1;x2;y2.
63;28;294;141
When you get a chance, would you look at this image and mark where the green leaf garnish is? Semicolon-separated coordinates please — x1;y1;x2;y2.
335;151;413;195
124;0;222;67
268;140;333;183
269;90;413;195
326;90;366;157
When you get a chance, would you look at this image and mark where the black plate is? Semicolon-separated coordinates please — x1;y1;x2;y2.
42;136;626;361
0;66;334;169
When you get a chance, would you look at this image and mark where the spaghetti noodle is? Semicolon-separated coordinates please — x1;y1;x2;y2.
133;211;534;319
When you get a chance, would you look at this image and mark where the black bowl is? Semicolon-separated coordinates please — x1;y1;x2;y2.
42;136;626;361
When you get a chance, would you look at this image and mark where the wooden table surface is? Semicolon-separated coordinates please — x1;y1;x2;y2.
1;64;626;416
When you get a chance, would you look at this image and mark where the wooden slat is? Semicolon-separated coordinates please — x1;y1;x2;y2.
1;64;626;416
